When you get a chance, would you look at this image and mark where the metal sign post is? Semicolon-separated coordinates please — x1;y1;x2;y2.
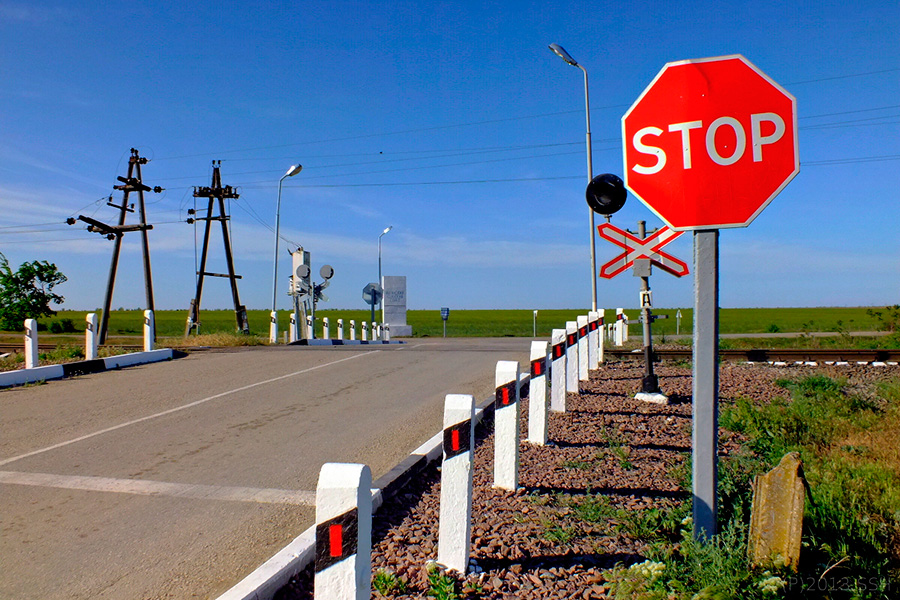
692;230;719;539
441;307;450;338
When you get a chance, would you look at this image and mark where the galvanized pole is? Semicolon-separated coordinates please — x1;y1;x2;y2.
692;229;719;540
637;221;659;395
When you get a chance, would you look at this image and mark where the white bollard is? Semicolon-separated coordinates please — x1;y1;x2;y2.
350;320;356;341
597;309;606;365
437;394;475;573
85;313;98;361
565;321;579;393
494;360;520;491
361;321;368;342
307;316;314;340
337;318;344;340
290;312;299;343
323;317;330;340
550;328;567;412
269;311;278;344
371;322;378;341
528;341;550;445
143;310;155;352
615;308;625;347
314;463;372;600
24;318;38;369
623;311;629;342
587;311;599;370
383;323;391;341
577;315;589;382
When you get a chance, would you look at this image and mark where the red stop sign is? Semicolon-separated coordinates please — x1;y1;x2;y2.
622;55;799;230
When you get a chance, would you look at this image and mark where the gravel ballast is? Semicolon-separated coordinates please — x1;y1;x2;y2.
274;360;896;599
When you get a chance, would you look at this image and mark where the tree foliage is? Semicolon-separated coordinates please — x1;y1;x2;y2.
0;252;67;331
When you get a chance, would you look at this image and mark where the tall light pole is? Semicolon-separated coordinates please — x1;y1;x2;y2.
270;163;302;343
549;43;598;312
378;225;392;323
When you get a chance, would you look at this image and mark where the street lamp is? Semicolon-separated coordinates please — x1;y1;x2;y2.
270;163;302;343
549;43;598;312
378;225;392;323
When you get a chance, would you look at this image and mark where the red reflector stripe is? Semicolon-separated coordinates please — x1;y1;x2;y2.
329;523;343;557
451;429;460;451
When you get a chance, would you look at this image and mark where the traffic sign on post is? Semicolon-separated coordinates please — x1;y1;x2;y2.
597;223;688;279
622;54;799;542
622;54;798;230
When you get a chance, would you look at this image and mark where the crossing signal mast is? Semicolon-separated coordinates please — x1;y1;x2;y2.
184;161;249;335
67;148;162;344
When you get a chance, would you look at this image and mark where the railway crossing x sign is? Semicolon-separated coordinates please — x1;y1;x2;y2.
597;223;689;279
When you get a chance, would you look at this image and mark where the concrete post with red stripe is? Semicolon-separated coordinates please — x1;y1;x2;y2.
337;318;344;340
349;320;356;341
577;315;589;382
615;308;625;346
290;312;299;343
494;360;520;490
323;317;330;340
24;318;38;369
85;313;98;361
550;328;566;412
437;393;475;573
597;310;606;365
565;321;579;393
361;322;368;341
143;310;155;352
528;341;549;445
269;311;278;344
587;311;600;370
307;316;314;340
314;462;372;600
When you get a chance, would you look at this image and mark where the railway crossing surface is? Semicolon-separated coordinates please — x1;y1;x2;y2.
0;339;528;600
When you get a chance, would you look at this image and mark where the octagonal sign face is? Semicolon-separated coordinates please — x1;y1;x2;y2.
622;55;799;230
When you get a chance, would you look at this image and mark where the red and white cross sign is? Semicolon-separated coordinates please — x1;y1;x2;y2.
598;223;689;279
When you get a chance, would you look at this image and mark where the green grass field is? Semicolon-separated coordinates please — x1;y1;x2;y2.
13;306;892;339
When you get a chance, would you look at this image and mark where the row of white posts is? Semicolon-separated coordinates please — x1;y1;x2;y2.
19;311;156;369
273;312;390;344
312;308;621;598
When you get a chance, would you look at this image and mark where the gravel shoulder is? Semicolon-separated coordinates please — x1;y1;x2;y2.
274;360;893;599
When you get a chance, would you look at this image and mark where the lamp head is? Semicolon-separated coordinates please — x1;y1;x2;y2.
382;225;393;235
549;43;579;67
284;164;303;177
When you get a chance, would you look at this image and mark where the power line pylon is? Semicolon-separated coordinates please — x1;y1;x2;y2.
68;148;161;344
184;161;249;336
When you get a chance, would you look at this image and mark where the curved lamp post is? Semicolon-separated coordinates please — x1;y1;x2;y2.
549;43;597;312
377;225;392;323
270;163;302;343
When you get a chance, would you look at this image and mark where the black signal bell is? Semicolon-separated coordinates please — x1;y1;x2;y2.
586;173;627;216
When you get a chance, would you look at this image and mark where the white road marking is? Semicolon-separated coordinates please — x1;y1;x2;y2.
0;470;316;505
0;351;380;467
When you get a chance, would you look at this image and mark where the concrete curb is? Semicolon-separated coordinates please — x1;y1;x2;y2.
215;372;529;600
289;339;406;346
0;349;177;388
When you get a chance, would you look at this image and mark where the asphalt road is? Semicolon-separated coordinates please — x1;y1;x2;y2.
0;338;531;600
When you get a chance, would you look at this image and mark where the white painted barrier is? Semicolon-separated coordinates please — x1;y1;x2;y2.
307;316;314;340
85;313;98;361
577;315;589;382
337;319;344;340
383;323;391;342
587;311;599;370
143;310;155;352
494;360;520;491
314;463;372;600
597;309;606;365
349;320;356;341
437;394;475;573
565;321;579;393
550;328;566;412
361;322;368;342
528;341;549;445
290;312;299;343
615;308;625;346
269;311;278;344
323;317;330;340
24;318;38;369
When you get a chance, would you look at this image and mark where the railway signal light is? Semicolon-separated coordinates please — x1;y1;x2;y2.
586;173;627;216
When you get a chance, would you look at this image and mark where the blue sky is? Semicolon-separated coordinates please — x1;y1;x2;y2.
1;0;898;313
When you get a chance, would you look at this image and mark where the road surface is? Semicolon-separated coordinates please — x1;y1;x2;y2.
0;338;530;599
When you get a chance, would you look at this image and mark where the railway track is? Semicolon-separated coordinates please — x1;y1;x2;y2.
3;342;897;364
607;347;900;363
